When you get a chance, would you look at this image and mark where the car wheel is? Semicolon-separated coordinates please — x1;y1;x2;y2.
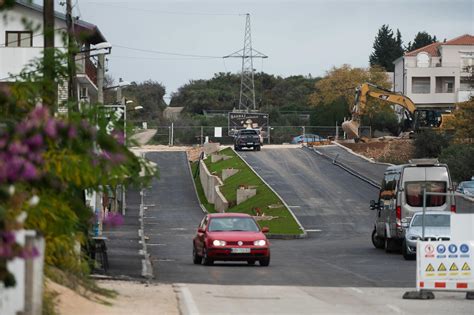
402;240;416;260
259;256;270;267
371;228;385;249
193;246;202;265
385;237;398;253
203;248;213;266
247;260;256;265
256;145;261;151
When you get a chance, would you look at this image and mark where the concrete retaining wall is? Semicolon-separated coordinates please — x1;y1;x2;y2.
222;168;239;181
199;160;229;212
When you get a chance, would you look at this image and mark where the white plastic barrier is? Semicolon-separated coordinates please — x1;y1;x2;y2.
417;213;474;292
417;240;474;291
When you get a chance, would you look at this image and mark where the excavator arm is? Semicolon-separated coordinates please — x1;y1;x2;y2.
342;83;416;139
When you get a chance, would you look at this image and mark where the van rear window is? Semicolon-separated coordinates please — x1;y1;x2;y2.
405;181;446;207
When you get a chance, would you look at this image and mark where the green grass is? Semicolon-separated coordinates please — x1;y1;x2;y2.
192;148;302;235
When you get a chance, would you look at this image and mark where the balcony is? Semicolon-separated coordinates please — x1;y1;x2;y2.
76;53;97;87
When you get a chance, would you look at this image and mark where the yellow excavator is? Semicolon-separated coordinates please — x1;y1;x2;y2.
342;83;454;140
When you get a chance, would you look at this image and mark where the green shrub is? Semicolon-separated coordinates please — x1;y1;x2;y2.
413;130;450;158
439;144;474;182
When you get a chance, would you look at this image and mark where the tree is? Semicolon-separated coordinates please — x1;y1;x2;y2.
439;144;474;182
406;31;437;52
369;25;404;72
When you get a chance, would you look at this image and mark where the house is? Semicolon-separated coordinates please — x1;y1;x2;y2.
0;0;108;107
393;34;474;110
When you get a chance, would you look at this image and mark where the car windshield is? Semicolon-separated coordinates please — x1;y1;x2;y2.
208;217;260;232
461;181;474;188
411;214;450;227
405;181;446;207
239;130;258;135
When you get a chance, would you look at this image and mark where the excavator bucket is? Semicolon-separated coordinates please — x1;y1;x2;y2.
342;120;359;139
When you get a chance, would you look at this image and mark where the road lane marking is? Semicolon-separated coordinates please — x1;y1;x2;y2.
288;206;301;208
176;284;200;315
350;287;363;294
305;229;322;232
386;304;402;313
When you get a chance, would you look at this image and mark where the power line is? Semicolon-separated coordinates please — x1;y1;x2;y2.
111;55;219;61
113;44;222;59
86;2;242;16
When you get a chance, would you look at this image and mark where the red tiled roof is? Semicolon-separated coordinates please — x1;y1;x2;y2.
405;42;442;56
405;34;474;57
443;34;474;45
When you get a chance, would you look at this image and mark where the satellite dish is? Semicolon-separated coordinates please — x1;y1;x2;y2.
416;52;430;68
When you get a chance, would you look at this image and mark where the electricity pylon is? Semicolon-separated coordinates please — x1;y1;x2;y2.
224;13;267;111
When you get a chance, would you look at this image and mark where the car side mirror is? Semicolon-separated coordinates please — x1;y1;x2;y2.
198;228;205;234
261;227;269;233
369;200;379;210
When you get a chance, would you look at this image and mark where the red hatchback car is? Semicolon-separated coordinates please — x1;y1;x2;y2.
193;213;270;266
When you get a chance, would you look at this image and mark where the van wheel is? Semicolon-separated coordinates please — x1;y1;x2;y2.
371;228;385;249
385;238;398;253
402;240;416;260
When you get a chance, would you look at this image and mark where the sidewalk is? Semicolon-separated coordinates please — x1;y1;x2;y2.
99;188;143;279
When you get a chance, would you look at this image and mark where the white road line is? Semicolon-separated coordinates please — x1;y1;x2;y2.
177;284;200;315
386;304;402;314
288;206;301;208
305;229;322;232
350;287;363;294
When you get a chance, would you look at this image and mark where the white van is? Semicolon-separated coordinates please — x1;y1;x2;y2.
370;159;455;252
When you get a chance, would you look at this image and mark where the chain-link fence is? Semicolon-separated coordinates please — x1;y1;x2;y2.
149;125;372;146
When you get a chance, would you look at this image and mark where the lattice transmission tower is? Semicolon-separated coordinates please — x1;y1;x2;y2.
224;13;267;111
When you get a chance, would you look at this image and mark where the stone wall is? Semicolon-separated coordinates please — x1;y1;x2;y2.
199;160;229;212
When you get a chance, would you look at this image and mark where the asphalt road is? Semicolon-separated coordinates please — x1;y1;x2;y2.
142;149;417;288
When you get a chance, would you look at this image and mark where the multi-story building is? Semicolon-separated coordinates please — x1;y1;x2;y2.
0;0;108;106
393;34;474;110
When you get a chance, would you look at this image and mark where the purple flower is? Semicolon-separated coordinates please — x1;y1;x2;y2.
67;126;77;139
104;212;124;227
112;130;125;145
25;134;43;149
0;245;13;258
21;162;38;181
8;141;28;155
2;231;16;245
44;119;57;138
0;137;7;149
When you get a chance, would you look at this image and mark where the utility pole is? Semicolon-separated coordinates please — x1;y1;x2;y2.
66;0;78;110
224;14;267;112
43;0;56;110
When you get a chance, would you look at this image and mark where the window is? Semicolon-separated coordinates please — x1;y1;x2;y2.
405;181;446;207
380;173;399;200
412;77;430;94
411;214;450;227
5;31;33;47
436;77;455;93
208;217;259;232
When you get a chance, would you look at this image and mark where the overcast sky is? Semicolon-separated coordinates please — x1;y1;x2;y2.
59;0;473;98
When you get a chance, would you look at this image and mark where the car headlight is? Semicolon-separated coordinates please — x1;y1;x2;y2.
212;240;226;246
407;235;420;241
253;240;266;246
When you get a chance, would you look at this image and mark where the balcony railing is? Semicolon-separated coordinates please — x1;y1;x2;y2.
75;53;97;86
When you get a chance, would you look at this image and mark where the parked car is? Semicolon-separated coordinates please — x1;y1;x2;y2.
192;213;270;266
370;159;455;253
402;211;451;260
234;129;261;151
456;180;474;197
290;134;325;144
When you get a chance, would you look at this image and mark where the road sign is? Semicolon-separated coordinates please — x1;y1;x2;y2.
228;112;269;136
417;240;474;291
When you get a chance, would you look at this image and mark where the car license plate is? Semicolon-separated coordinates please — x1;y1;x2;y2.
247;142;253;145
231;248;250;253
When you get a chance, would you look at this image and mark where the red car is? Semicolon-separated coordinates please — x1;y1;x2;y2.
193;213;270;266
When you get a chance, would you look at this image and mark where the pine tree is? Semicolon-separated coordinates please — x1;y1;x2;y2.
369;25;404;72
406;31;438;52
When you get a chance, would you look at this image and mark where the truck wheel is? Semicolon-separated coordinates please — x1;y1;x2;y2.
385;238;398;253
371;228;385;249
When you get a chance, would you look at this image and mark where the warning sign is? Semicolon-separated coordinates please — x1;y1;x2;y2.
462;262;471;271
450;263;459;271
426;264;435;272
438;263;447;271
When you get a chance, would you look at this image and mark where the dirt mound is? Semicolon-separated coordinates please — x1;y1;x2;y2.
341;139;414;164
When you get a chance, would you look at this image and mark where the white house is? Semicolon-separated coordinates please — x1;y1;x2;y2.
393;34;474;110
0;0;108;105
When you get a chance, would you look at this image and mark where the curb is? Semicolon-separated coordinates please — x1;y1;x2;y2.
140;153;154;280
185;150;209;214
234;148;307;239
331;141;394;167
304;146;381;189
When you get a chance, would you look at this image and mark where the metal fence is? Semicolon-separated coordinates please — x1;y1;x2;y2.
149;125;372;146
